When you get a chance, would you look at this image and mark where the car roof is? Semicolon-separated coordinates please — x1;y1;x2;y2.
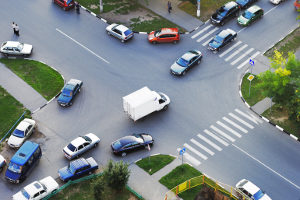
70;158;89;170
11;141;39;165
116;24;129;32
71;136;86;147
3;41;20;47
24;181;43;196
119;136;139;145
241;180;260;195
248;5;262;13
160;28;179;34
224;1;237;9
15;121;30;131
182;52;196;61
67;79;81;86
218;30;230;38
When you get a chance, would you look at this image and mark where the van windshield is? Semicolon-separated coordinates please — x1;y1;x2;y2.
8;162;22;173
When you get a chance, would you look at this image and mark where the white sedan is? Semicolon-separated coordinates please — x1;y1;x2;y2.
63;133;101;160
0;41;33;56
236;179;272;200
269;0;285;4
7;118;36;148
12;176;59;200
106;23;134;42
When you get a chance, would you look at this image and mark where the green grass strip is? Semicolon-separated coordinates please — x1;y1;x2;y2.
241;73;265;106
136;154;175;175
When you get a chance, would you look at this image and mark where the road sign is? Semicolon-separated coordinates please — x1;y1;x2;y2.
247;74;254;81
179;147;186;155
249;59;254;66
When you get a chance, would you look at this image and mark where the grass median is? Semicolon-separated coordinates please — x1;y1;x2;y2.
136;154;175;175
0;59;64;101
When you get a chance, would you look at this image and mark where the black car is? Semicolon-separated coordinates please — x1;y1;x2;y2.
111;133;154;156
211;1;241;26
236;0;258;9
208;29;237;52
57;79;83;107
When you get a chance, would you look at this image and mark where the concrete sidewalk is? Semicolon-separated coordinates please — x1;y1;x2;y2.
0;62;47;112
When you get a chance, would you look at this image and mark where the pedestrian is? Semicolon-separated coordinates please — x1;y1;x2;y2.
12;22;16;34
167;1;172;13
15;24;20;36
75;1;80;13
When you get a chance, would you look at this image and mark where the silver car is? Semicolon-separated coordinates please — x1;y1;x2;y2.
0;41;33;56
106;23;134;43
63;133;101;160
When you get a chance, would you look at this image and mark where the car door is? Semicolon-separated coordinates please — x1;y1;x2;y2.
158;34;168;43
27;125;33;137
224;35;232;46
6;47;14;54
113;28;122;39
38;189;47;199
77;144;84;156
189;57;197;68
32;192;40;200
83;141;91;152
73;84;79;96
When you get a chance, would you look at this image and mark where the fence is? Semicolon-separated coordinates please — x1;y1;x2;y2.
0;111;27;144
164;175;246;200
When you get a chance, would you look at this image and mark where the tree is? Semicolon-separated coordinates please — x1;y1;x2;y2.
93;176;105;200
103;160;130;191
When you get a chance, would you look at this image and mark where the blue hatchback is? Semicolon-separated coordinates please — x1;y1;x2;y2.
57;79;83;107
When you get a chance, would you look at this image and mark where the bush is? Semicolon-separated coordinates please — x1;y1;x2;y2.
93;176;106;200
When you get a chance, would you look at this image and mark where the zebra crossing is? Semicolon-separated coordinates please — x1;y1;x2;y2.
191;24;261;69
177;109;263;166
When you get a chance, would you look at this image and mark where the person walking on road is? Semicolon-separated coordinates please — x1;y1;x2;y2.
167;1;172;14
15;24;20;36
12;22;17;35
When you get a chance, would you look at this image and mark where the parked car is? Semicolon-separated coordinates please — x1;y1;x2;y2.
211;1;241;26
148;28;180;44
63;133;101;160
208;29;237;52
236;179;272;200
237;5;264;26
53;0;75;10
236;0;258;9
106;23;134;43
111;133;154;156
170;50;202;76
294;0;300;10
58;157;98;182
0;41;33;56
0;155;6;172
57;79;83;107
7;118;36;148
270;0;285;4
12;176;59;200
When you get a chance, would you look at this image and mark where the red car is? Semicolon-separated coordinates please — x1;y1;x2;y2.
53;0;75;10
295;0;300;10
148;28;180;44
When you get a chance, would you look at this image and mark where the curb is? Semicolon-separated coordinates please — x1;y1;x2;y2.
238;70;299;142
23;58;65;114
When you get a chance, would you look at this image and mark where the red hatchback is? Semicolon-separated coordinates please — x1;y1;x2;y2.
148;28;180;44
53;0;75;10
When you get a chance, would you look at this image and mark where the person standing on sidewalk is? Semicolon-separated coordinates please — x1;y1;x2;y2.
15;24;20;36
12;22;16;35
167;1;172;13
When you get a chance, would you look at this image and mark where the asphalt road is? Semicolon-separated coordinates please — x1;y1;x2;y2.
0;0;299;199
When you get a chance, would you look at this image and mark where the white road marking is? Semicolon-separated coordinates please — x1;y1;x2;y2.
264;5;278;16
210;125;235;142
232;144;300;190
225;44;248;62
184;143;208;160
229;113;254;129
231;48;254;65
197;27;219;43
235;109;263;124
197;134;222;151
216;121;242;138
177;148;201;166
202;36;214;46
223;117;248;133
204;129;229;146
219;41;242;58
237;27;247;34
191;24;212;39
237;51;260;69
56;28;109;64
190;139;214;156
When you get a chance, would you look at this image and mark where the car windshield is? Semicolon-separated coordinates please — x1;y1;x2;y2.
69;164;76;174
159;93;167;101
176;58;188;67
8;162;22;173
154;30;161;37
21;189;30;199
112;140;122;149
253;190;264;200
17;43;23;51
243;10;254;19
124;30;132;36
81;136;92;142
214;35;224;43
12;129;25;138
67;143;76;152
62;88;72;97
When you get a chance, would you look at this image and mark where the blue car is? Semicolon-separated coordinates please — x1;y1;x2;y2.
170;50;202;76
58;157;98;182
236;0;257;9
57;79;83;107
208;29;237;52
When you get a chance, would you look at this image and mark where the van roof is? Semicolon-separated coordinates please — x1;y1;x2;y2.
11;141;39;166
123;87;158;107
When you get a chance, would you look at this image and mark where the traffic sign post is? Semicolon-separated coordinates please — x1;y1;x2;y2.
179;147;186;165
249;58;254;74
247;74;254;97
197;0;200;17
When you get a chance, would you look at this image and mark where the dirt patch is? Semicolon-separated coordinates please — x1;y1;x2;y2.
194;186;230;200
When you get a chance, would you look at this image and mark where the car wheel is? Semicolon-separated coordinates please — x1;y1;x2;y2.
173;40;177;44
182;71;186;76
152;41;157;44
3;53;8;57
197;59;201;64
121;152;127;157
94;143;98;148
220;21;225;26
235;11;239;17
107;31;111;35
63;7;67;11
121;39;125;43
78;88;81;93
163;105;168;111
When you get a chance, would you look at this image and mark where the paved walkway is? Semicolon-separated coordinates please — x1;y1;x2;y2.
0;62;47;112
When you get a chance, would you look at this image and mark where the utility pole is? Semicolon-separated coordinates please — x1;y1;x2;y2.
99;0;103;13
197;0;200;17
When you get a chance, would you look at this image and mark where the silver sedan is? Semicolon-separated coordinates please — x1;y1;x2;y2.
0;41;33;56
106;23;134;43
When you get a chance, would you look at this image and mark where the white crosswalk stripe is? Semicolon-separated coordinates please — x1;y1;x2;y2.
191;24;212;39
184;143;208;160
177;148;201;166
229;113;254;129
216;121;242;138
190;139;214;156
235;109;263;124
225;44;248;62
237;51;260;69
197;134;222;151
197;27;219;43
219;41;242;58
202;36;214;46
204;129;229;146
231;48;254;65
223;117;248;133
210;125;235;142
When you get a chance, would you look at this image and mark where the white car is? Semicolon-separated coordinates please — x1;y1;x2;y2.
0;41;33;56
12;176;59;200
236;179;272;200
106;23;134;42
63;133;101;160
0;155;6;172
269;0;285;4
7;118;36;148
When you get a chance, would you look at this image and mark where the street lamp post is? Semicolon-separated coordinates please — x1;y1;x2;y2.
197;0;200;17
99;0;103;13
